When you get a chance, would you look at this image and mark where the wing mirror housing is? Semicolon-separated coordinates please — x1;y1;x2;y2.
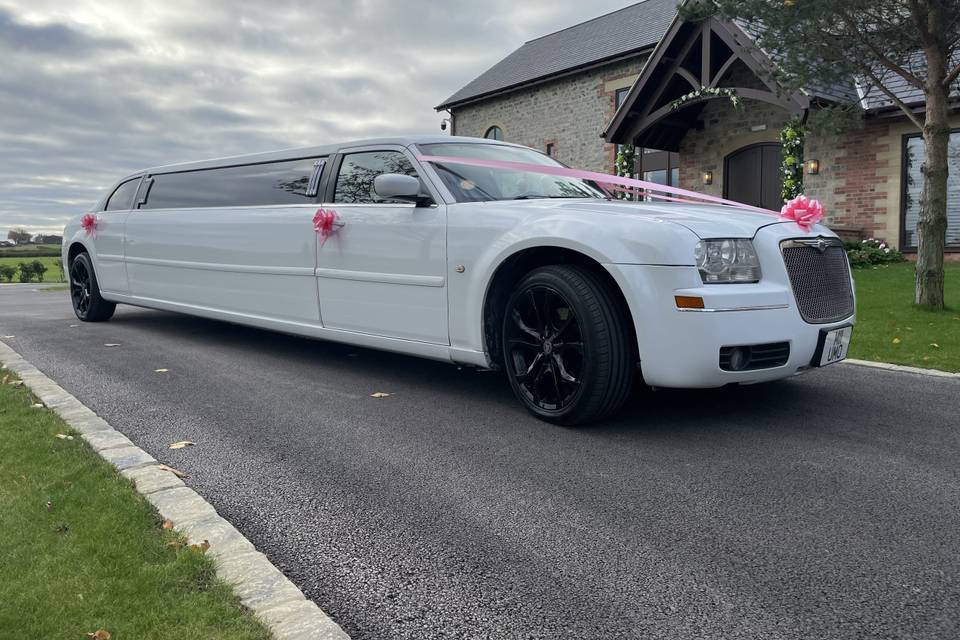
373;174;433;206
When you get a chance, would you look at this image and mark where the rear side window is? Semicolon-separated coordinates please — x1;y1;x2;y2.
104;178;141;211
142;158;323;209
333;151;419;204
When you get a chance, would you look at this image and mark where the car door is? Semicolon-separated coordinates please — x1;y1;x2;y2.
92;176;141;294
316;146;448;344
124;157;325;326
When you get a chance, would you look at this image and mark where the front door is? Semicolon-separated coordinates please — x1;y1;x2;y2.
93;176;141;294
724;143;783;210
316;147;448;345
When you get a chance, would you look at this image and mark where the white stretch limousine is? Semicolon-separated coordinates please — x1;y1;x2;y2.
64;136;855;424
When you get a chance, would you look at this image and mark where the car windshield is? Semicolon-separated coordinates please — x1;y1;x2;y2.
418;143;606;203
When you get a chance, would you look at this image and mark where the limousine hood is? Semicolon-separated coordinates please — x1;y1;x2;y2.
538;199;796;239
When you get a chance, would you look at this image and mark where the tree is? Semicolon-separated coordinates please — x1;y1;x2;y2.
31;260;48;282
688;0;960;309
17;262;34;282
0;265;16;282
7;228;30;243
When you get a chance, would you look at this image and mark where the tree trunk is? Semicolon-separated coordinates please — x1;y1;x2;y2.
915;32;950;309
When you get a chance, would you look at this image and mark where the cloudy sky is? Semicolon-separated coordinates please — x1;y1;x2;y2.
0;0;632;235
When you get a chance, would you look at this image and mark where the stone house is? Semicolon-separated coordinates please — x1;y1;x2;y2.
436;0;960;254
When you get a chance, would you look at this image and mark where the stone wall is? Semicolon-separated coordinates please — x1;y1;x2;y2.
677;98;791;199
449;56;647;174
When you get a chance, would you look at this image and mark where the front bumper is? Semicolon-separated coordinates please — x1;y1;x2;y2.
605;225;856;388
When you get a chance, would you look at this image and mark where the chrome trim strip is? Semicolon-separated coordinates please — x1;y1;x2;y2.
97;253;124;262
780;237;844;251
314;267;445;287
124;255;314;276
677;303;790;313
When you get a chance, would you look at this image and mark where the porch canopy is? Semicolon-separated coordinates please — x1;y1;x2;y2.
602;15;812;150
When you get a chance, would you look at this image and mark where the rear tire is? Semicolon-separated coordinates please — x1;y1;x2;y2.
70;252;116;322
501;265;633;425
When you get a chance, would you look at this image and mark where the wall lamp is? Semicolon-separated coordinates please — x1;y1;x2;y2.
805;159;820;175
702;171;713;186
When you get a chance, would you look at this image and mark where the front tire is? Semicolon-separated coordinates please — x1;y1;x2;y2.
501;265;633;425
70;252;116;322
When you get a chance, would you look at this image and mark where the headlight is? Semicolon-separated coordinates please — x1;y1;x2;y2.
693;239;761;283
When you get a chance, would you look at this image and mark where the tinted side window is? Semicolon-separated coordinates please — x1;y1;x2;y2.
333;151;419;204
105;178;141;211
142;158;322;209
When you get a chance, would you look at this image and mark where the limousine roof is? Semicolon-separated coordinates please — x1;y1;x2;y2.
132;135;516;178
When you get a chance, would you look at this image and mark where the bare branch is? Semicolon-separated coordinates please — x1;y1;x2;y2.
945;61;960;88
839;10;926;89
857;65;925;130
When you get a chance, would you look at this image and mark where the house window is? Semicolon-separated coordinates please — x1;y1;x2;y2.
902;130;960;250
484;126;504;141
546;143;555;157
615;88;629;109
639;148;681;199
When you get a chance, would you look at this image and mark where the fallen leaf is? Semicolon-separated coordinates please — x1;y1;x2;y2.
85;630;111;640
892;337;901;344
154;368;169;373
370;392;391;398
161;519;174;530
55;433;74;440
45;501;53;511
169;440;195;449
190;539;211;554
930;343;941;348
2;335;14;338
166;540;186;550
9;380;23;387
157;464;187;478
0;374;6;384
69;324;79;328
923;356;930;361
103;343;121;347
32;403;44;408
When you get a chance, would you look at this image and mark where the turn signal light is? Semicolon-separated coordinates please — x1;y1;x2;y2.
675;295;705;309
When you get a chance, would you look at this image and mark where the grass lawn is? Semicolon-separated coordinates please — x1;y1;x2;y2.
0;255;65;283
849;262;960;372
0;372;272;639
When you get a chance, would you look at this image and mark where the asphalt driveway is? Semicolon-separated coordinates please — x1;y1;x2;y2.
2;284;958;639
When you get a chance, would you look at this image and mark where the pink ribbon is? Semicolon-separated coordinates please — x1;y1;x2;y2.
780;195;825;230
313;208;340;246
80;213;97;237
415;154;779;215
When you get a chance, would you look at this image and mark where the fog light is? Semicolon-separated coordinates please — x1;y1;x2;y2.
728;347;749;371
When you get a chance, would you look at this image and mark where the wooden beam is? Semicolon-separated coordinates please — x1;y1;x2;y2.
701;23;712;86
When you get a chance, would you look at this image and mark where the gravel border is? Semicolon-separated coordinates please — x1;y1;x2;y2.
0;340;350;640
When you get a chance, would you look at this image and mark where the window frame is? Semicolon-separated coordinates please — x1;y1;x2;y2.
103;177;143;212
484;126;504;141
137;155;327;211
900;128;960;252
325;145;440;207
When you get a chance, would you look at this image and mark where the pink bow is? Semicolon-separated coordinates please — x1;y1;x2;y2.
780;195;825;230
312;208;340;246
80;213;97;237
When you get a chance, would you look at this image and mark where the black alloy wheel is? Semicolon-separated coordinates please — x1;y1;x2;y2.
69;252;116;322
502;265;633;425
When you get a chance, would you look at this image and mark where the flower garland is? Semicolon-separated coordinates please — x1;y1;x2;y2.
780;117;805;202
614;144;636;200
669;87;742;112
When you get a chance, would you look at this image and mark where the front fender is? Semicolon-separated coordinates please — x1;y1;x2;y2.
446;205;700;361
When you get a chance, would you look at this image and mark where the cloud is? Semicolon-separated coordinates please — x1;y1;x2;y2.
0;0;631;234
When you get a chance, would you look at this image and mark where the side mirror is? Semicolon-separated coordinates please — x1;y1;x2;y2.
373;174;433;206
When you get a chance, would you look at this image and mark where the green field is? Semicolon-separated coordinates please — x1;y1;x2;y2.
0;243;61;258
850;262;960;372
0;256;65;283
0;372;271;639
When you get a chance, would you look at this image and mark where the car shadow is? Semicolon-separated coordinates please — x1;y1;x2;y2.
112;307;824;436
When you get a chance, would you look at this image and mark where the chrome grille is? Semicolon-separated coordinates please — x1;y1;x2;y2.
781;238;855;324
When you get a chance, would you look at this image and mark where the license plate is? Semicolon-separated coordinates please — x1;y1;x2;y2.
817;326;852;367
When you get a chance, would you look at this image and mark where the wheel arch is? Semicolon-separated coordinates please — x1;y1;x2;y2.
67;241;90;268
481;245;638;369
